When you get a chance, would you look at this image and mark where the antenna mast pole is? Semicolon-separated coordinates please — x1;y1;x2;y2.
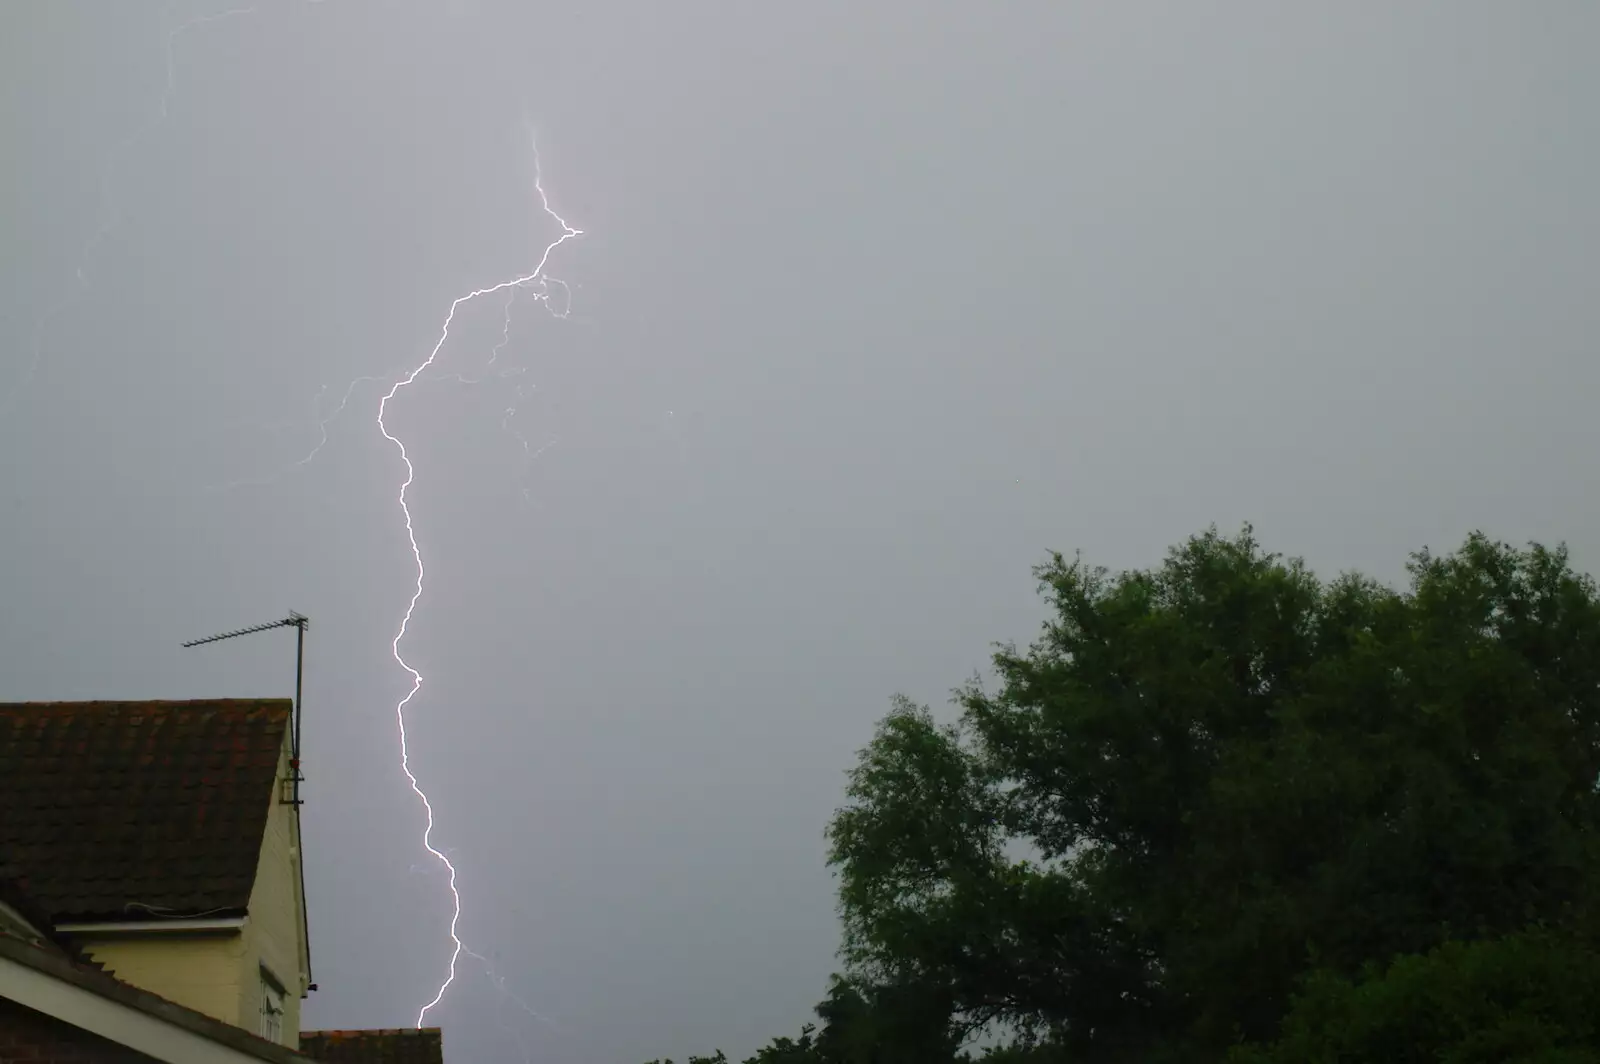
182;612;309;806
182;611;315;992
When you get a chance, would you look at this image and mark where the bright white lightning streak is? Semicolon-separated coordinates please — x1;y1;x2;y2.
34;4;579;1033
379;139;581;1028
420;286;522;387
222;258;560;493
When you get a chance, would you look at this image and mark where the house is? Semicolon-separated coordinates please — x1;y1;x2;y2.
0;698;446;1064
0;871;314;1063
0;700;310;1043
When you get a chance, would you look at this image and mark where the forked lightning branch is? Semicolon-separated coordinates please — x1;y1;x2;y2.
14;4;585;1037
381;139;582;1025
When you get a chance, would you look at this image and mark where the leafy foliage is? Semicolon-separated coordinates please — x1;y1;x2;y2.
1229;930;1600;1064
647;529;1600;1063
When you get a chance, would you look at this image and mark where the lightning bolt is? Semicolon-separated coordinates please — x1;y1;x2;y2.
25;4;585;1037
378;133;581;1026
217;208;565;495
420;286;524;386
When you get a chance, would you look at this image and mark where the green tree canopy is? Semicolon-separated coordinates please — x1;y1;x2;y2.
827;528;1600;1059
1229;930;1600;1064
649;528;1600;1062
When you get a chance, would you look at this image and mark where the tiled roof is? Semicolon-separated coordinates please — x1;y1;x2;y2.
299;1030;444;1064
0;699;291;922
0;854;60;944
0;856;118;972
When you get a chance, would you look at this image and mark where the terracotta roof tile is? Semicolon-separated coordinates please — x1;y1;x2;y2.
0;700;290;922
299;1029;444;1064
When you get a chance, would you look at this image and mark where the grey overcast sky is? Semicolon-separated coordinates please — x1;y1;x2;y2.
3;2;1598;1061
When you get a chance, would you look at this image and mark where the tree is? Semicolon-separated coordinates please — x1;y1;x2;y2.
811;975;966;1063
648;528;1600;1062
826;528;1600;1059
642;979;961;1064
1229;930;1600;1063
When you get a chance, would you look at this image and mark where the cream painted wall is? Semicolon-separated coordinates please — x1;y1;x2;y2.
242;724;310;1046
76;931;247;1027
75;720;310;1050
0;949;296;1064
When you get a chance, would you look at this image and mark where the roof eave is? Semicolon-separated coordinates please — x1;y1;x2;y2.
0;930;314;1063
54;913;248;935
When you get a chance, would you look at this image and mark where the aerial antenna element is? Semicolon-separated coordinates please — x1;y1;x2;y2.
181;610;314;991
182;612;309;806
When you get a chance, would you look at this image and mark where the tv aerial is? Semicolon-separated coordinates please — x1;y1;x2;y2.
182;612;309;806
